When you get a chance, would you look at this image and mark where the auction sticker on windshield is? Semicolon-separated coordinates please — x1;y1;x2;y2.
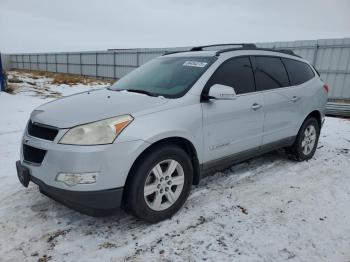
183;61;208;67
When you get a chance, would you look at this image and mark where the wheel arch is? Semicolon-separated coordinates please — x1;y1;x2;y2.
304;110;322;128
289;110;322;149
122;136;201;206
287;109;322;161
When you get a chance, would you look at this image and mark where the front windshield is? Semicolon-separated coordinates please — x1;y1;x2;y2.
109;56;215;98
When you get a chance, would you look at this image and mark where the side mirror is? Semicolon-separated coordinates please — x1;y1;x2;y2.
207;84;236;100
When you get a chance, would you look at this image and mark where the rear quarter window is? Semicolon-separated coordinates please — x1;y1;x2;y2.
282;58;315;86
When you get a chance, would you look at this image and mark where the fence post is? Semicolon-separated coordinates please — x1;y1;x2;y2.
80;53;83;76
66;53;69;74
14;55;17;69
45;54;48;72
136;50;139;67
36;54;38;71
55;54;57;73
95;52;98;77
0;53;5;91
312;43;319;66
113;52;116;79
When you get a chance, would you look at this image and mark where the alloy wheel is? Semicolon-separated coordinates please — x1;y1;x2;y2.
144;159;185;211
301;124;317;155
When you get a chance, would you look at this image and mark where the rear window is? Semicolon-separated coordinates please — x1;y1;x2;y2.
282;58;315;85
253;56;290;91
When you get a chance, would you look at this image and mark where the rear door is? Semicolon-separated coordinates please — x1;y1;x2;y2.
201;56;264;163
251;56;300;145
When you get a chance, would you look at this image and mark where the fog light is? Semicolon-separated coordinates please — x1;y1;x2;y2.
55;172;99;186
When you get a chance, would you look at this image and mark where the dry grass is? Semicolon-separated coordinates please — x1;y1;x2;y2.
11;69;116;86
5;83;17;94
5;70;115;98
5;82;61;98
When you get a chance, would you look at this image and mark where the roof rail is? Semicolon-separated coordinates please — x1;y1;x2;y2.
162;44;301;58
190;43;256;51
216;46;301;58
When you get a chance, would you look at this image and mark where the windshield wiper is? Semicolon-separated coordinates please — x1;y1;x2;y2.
124;89;157;97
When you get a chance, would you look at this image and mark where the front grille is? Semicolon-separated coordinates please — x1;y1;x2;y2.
23;144;47;164
27;121;58;141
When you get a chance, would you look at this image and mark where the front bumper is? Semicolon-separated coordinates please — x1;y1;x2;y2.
17;160;124;216
18;125;150;215
20;131;149;191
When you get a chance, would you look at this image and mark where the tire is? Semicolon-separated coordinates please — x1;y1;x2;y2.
124;144;193;223
287;117;320;161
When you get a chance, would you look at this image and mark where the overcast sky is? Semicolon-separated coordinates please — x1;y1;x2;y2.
1;0;349;53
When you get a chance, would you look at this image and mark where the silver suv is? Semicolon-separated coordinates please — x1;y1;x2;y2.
16;44;328;222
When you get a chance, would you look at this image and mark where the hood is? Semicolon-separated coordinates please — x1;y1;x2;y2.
31;89;169;128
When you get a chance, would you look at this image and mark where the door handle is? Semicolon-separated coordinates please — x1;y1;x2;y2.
251;103;262;110
290;96;300;102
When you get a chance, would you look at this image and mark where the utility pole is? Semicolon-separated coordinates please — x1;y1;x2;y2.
0;52;5;92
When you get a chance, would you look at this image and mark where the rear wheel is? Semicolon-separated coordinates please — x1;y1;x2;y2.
287;117;320;161
125;144;193;223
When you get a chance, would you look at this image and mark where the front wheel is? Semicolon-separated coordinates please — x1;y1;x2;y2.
287;117;320;161
125;144;193;223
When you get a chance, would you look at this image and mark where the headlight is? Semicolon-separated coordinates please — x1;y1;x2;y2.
59;115;133;145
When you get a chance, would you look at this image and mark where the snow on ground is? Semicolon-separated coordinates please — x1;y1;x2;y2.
1;74;350;261
6;70;111;98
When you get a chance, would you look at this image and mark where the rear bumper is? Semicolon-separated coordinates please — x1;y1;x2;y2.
17;161;124;216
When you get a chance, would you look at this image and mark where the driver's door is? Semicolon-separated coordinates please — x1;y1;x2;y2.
201;56;264;164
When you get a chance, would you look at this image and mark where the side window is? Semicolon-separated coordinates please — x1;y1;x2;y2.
205;57;255;95
282;58;315;85
253;56;290;91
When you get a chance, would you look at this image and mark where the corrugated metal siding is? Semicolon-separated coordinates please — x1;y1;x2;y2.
5;38;350;100
82;65;95;76
1;54;12;70
316;39;350;99
69;64;80;75
81;53;96;65
115;66;134;79
326;102;350;116
116;53;137;67
57;64;67;73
